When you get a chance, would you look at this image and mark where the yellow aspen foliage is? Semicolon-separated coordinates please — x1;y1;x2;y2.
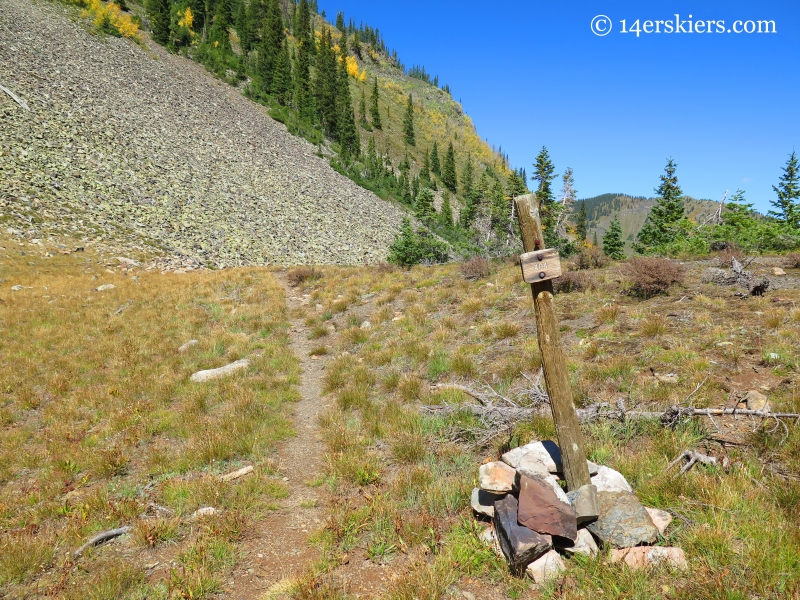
359;70;367;83
178;7;195;36
333;44;341;55
345;55;360;79
82;0;140;40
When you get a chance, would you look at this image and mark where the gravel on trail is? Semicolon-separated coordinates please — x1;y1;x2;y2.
0;0;406;266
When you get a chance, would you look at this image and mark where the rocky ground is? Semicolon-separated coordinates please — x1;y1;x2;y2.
0;0;406;266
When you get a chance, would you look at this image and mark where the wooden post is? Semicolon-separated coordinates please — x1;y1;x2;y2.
514;195;594;496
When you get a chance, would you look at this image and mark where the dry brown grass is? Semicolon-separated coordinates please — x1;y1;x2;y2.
0;237;297;597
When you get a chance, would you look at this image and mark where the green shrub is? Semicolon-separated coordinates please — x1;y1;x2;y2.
388;218;450;267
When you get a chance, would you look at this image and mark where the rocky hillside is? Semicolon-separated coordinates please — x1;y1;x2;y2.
578;193;719;246
0;0;408;266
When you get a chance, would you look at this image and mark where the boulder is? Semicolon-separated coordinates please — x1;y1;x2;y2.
95;283;116;291
471;488;505;518
478;525;504;558
190;359;250;382
701;268;736;285
772;267;786;277
494;495;552;574
644;507;673;535
516;469;570;505
525;550;565;584
566;484;599;524
610;546;687;569
555;528;598;557
479;461;516;493
517;475;578;541
743;390;770;412
178;339;199;353
503;440;599;476
587;491;658;548
591;465;633;493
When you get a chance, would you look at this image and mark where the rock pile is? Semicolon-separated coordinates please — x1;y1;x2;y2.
0;0;405;267
473;440;685;582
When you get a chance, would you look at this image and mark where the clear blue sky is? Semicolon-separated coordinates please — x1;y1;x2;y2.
318;0;799;213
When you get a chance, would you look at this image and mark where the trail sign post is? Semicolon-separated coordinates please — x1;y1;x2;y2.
514;194;598;521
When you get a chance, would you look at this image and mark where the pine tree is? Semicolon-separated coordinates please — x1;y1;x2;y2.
335;53;359;158
442;141;457;192
293;0;314;120
440;191;454;227
420;149;431;187
415;187;435;221
557;167;577;239
490;179;511;236
271;39;292;105
145;0;171;44
506;170;526;198
403;93;416;146
352;30;362;58
533;146;558;246
592;231;598;246
461;154;474;202
635;158;685;252
358;87;369;129
369;78;382;130
314;27;338;136
770;151;800;228
431;140;441;177
603;216;625;260
575;201;588;245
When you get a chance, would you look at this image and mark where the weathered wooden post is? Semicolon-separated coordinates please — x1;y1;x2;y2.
514;194;598;521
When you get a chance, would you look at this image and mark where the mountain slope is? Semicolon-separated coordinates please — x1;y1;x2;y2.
578;193;719;246
0;0;407;266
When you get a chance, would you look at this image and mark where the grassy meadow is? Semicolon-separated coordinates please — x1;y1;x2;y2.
288;257;800;599
0;238;298;598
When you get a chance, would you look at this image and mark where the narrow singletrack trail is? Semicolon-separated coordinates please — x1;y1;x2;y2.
226;278;330;599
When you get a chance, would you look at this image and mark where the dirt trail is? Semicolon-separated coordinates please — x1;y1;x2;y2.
226;279;329;598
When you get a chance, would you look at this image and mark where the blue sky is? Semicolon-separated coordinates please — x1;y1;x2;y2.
318;0;799;213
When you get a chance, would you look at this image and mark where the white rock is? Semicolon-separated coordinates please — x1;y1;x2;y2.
11;285;23;291
470;487;505;518
192;507;217;519
504;440;599;476
743;390;770;412
220;465;254;482
178;340;199;353
526;549;565;584
360;320;372;329
190;359;250;382
95;284;115;291
478;525;503;558
645;507;673;535
772;267;786;276
610;546;687;569
478;461;516;493
591;465;633;493
656;373;679;384
555;528;598;557
116;257;138;266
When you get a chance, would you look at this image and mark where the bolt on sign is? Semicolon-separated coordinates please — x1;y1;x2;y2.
520;248;562;283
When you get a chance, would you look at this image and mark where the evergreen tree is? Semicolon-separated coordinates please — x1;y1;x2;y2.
335;11;345;31
271;39;292;105
145;0;171;44
358;87;370;129
532;146;557;246
557;167;577;239
335;53;359;157
420;149;431;187
314;27;339;135
489;178;511;236
415;187;435;221
351;30;362;58
369;78;382;129
442;141;457;192
575;201;588;245
506;169;526;198
440;190;454;227
635;158;685;252
592;231;598;246
403;93;416;146
431;140;441;176
770;151;800;228
293;0;314;120
602;216;625;260
461;154;474;202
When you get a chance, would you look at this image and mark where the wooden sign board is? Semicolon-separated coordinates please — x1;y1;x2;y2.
520;248;562;283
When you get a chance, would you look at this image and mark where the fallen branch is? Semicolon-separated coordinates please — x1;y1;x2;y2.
667;450;718;475
73;526;131;558
431;383;489;406
0;83;29;111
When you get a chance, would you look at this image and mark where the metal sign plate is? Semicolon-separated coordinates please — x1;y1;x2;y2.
520;248;562;283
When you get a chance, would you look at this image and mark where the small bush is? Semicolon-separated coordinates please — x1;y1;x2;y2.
554;271;596;294
625;258;685;299
460;256;490;280
572;247;608;270
388;218;450;267
783;252;800;269
286;267;321;287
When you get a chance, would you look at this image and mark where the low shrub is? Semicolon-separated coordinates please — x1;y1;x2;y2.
782;252;800;269
625;258;685;299
459;256;490;280
554;271;596;294
572;246;608;270
286;267;321;287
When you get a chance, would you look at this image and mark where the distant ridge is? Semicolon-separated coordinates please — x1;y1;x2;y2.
576;193;718;248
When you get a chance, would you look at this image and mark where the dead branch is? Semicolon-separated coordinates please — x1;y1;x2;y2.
431;383;489;406
731;257;770;296
0;83;29;111
667;450;718;475
73;526;131;558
